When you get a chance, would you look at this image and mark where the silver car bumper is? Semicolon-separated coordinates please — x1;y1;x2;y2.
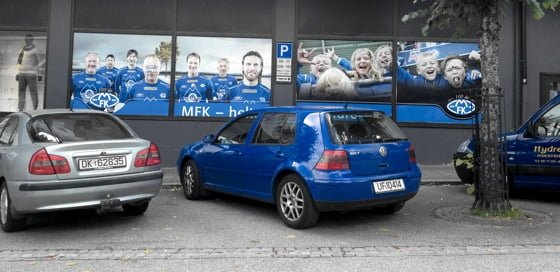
8;170;163;213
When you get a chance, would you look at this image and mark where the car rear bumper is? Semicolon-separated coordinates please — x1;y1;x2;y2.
308;172;421;211
315;192;417;212
8;170;163;214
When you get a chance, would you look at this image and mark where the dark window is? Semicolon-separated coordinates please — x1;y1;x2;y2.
536;103;560;137
216;114;258;145
177;0;273;34
0;0;48;28
28;113;134;143
328;111;407;144
0;117;18;145
74;0;175;30
253;113;296;145
298;0;394;36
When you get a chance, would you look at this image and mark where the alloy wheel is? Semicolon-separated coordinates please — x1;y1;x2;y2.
183;164;194;195
1;187;7;225
279;181;304;221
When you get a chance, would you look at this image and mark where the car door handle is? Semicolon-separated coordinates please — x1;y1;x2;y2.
223;150;242;156
378;163;388;168
275;151;285;158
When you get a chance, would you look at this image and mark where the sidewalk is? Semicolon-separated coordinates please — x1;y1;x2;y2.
161;164;461;187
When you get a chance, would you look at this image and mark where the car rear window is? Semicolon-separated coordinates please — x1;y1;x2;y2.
27;113;134;143
327;111;407;144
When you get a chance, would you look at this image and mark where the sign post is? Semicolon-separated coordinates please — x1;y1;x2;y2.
276;42;292;83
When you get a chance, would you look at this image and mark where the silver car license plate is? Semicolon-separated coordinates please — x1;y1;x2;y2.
78;156;127;171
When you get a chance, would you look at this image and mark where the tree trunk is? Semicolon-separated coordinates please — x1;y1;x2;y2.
472;0;512;212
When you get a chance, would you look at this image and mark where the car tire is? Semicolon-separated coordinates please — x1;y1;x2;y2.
276;174;319;229
372;201;405;215
506;173;518;198
122;200;150;216
181;160;207;200
1;182;26;232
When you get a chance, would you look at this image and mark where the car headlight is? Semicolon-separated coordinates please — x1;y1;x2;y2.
456;139;473;153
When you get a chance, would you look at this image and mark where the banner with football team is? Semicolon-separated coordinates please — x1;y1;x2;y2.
71;33;272;118
295;39;481;124
396;41;481;123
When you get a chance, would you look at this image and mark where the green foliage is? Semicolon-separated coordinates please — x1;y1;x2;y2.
543;0;559;9
527;0;546;19
401;0;560;37
454;153;474;170
470;207;523;219
465;184;476;195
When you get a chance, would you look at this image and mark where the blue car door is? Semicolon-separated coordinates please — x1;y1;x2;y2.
199;114;258;193
512;102;560;189
242;112;297;200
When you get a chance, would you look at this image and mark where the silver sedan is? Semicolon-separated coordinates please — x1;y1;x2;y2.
0;109;163;232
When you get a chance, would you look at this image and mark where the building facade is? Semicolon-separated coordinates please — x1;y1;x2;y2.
1;0;559;166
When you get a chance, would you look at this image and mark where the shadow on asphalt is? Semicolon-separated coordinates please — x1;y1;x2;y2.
510;190;560;204
182;190;409;227
17;187;559;231
23;208;144;232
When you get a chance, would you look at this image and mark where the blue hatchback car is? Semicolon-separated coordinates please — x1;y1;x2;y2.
177;107;421;228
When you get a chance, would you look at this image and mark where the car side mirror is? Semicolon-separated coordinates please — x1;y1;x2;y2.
525;121;547;138
203;134;215;144
525;122;536;138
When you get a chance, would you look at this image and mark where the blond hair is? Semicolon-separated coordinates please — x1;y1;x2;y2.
314;68;356;98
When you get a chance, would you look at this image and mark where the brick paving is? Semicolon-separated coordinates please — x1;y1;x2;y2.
2;244;559;261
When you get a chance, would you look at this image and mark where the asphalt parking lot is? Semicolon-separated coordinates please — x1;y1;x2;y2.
1;172;559;271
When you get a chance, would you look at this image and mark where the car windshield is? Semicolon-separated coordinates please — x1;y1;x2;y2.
327;111;407;144
27;113;134;143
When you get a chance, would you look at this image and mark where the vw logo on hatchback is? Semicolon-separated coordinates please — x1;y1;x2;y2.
379;146;387;157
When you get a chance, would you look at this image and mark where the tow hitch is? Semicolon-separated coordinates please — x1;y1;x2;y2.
100;194;121;210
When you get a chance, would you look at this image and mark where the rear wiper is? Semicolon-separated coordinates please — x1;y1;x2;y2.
379;137;405;142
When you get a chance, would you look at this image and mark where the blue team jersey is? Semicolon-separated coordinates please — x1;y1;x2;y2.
210;75;237;101
296;73;318;88
227;83;271;103
123;79;170;102
338;58;353;71
97;66;120;92
71;72;111;109
115;67;144;96
175;75;214;102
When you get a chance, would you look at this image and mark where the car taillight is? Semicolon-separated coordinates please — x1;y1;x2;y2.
315;150;349;170
409;145;417;164
29;148;71;175
134;143;161;167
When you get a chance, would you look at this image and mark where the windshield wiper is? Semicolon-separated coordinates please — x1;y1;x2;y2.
379;137;406;142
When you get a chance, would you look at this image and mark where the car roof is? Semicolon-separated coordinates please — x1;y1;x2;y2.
20;108;109;118
246;106;384;115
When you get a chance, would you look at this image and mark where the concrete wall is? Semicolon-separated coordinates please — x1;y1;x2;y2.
525;10;560;120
